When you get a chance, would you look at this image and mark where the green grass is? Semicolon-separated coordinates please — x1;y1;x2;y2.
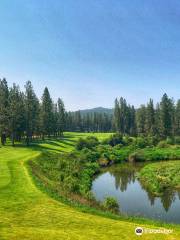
129;146;180;161
0;132;180;239
138;161;180;195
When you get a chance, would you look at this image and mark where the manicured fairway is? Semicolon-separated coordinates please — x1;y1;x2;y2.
0;133;179;240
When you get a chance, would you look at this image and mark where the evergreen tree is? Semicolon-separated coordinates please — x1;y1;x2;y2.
0;78;9;145
57;98;65;136
145;99;155;136
74;111;82;131
8;84;25;146
40;87;54;138
114;98;120;132
129;105;136;136
24;81;39;145
160;94;174;137
175;100;180;136
136;105;146;136
154;103;161;137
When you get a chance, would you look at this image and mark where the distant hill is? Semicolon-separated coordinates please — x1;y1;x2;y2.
79;107;113;115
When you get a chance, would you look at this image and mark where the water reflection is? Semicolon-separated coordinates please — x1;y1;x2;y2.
92;163;180;223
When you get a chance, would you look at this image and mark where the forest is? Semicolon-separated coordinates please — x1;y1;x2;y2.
0;78;180;146
1;78;180;239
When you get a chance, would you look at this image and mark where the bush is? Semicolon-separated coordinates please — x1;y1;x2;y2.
146;136;159;147
133;137;148;148
85;191;95;201
174;136;180;144
128;151;145;162
157;141;169;148
103;197;119;213
123;136;133;145
175;136;180;144
63;176;80;193
166;137;174;145
81;148;100;162
98;158;110;167
76;136;99;150
106;133;124;147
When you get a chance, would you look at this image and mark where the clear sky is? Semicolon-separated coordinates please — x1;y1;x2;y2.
0;0;180;110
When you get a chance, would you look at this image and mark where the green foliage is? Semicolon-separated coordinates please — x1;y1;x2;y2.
132;137;148;148
157;141;169;148
166;137;174;145
1;77;180;149
105;133;124;147
76;136;99;150
138;161;180;195
128;151;145;162
35;150;100;196
3;136;174;240
174;136;180;144
103;197;119;213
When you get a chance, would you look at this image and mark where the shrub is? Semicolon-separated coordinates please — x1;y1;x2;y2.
123;136;133;145
174;136;180;144
63;176;80;193
85;191;95;201
76;138;87;150
157;141;169;148
82;148;100;162
146;136;159;147
133;137;148;148
76;136;99;150
98;158;110;167
128;151;145;162
107;133;124;147
103;196;119;213
166;137;174;145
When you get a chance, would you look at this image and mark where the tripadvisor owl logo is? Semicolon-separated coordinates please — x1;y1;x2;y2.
135;227;143;236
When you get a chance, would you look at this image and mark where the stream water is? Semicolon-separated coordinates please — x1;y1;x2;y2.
92;162;180;223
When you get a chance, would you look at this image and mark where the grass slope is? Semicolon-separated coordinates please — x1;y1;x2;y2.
138;161;180;195
0;132;179;240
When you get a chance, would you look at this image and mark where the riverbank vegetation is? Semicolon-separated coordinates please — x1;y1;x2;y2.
1;78;180;237
2;137;180;240
28;133;180;217
138;161;180;196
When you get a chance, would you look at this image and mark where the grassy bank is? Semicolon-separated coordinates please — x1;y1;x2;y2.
0;132;180;239
138;161;180;196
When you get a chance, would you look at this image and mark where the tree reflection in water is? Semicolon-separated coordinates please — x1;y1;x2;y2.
106;162;179;212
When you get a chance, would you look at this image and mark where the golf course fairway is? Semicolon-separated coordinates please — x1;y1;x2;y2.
0;133;180;240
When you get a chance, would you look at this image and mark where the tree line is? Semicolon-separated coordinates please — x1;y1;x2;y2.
0;78;179;146
66;111;113;132
0;79;66;145
114;95;180;138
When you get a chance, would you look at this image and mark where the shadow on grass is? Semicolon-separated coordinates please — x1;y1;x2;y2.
5;137;73;153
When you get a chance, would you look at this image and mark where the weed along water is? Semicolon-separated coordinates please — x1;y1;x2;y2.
92;162;180;224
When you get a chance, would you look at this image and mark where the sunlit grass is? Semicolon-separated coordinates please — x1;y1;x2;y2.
0;132;179;239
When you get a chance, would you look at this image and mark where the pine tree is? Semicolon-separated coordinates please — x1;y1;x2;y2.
129;105;136;136
40;87;54;138
160;94;174;138
154;103;161;137
57;98;65;136
114;98;120;132
175;100;180;136
145;99;155;136
8;84;25;146
24;81;39;145
136;105;146;136
0;78;9;145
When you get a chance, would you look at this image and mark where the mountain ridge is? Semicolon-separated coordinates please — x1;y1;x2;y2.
73;107;113;115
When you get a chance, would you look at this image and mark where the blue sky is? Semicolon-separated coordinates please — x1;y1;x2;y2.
0;0;180;110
